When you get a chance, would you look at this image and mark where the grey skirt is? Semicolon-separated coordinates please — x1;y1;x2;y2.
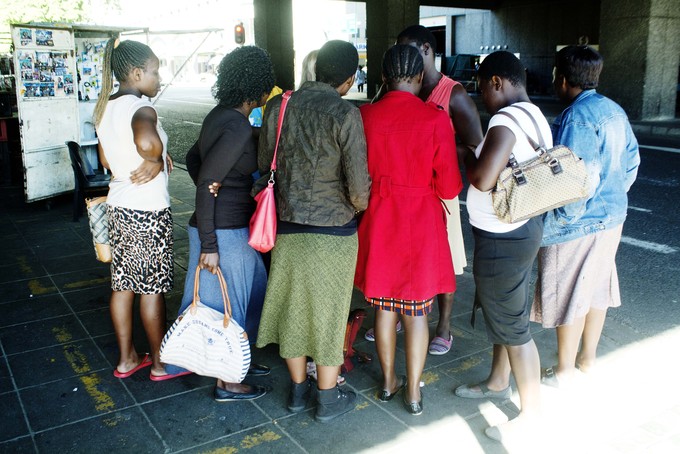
531;224;623;328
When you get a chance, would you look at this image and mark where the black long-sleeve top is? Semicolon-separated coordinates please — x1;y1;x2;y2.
187;106;257;253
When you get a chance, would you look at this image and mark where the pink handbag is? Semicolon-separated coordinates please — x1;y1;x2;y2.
248;91;292;252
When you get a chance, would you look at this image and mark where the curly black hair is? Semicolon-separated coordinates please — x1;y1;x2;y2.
212;46;276;108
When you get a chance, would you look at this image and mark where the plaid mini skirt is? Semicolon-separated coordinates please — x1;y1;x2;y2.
366;296;435;317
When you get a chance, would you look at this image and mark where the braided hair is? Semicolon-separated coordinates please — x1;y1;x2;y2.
212;46;275;108
93;38;156;126
382;44;423;85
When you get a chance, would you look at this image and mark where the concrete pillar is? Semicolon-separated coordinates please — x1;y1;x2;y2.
253;0;295;91
599;0;680;120
365;0;419;98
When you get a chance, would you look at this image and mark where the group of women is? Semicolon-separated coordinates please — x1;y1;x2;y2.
94;29;638;440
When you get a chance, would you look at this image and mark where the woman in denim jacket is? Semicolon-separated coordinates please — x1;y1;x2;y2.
532;45;640;387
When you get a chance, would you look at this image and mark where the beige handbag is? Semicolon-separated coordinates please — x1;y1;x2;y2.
85;196;112;263
492;106;589;223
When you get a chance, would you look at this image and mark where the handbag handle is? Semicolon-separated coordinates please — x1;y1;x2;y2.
496;105;547;151
269;90;293;174
496;105;563;184
191;265;233;328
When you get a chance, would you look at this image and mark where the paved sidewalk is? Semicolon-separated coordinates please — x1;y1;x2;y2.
1;165;679;453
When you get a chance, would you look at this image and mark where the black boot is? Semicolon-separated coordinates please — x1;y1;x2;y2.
315;385;356;423
288;378;312;413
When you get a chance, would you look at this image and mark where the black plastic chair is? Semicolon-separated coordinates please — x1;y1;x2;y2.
67;141;110;221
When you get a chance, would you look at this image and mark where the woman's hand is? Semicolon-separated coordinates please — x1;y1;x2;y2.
130;159;163;185
199;252;220;274
166;155;174;174
209;181;222;197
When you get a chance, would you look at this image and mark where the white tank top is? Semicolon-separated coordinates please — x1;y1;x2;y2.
466;102;553;233
97;95;169;211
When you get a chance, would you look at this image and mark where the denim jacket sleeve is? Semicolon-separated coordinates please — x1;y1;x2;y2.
623;123;640;192
551;112;601;224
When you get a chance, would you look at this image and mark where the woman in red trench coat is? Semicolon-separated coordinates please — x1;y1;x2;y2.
355;44;462;415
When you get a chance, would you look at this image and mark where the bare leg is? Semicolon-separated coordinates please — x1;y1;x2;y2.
555;315;586;380
110;290;140;373
401;313;429;403
467;344;512;393
139;293;167;375
375;309;399;393
506;339;542;417
434;292;454;339
286;356;308;384
316;365;342;390
576;308;607;373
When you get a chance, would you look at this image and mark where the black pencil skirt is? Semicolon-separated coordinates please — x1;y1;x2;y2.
472;216;543;346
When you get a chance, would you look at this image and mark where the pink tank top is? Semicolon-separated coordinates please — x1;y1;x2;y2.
426;74;460;117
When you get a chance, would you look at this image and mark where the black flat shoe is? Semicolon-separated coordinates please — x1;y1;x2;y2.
213;385;267;402
378;375;406;402
247;364;271;377
402;391;423;416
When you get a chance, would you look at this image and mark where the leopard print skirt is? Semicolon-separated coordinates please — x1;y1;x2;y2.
107;205;174;294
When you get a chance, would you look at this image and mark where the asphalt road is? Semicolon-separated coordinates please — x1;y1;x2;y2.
155;85;680;338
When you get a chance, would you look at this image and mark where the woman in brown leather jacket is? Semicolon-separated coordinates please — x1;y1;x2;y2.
255;40;371;424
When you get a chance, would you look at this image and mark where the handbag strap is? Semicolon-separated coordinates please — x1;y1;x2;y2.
269;90;293;173
192;265;234;328
496;104;546;151
496;106;564;182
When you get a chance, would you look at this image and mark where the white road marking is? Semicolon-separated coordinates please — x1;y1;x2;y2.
620;236;677;254
628;206;652;213
640;145;680;154
155;99;215;107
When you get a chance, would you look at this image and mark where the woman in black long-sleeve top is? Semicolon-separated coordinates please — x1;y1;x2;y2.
165;46;275;401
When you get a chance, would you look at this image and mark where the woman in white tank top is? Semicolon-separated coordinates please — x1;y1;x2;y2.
93;38;178;382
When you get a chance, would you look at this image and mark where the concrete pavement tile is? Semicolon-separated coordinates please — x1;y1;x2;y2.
34;408;165;453
23;229;84;248
180;424;304;453
0;314;89;355
77;307;114;338
641;409;680;438
0;294;70;328
0;277;58;303
7;340;110;388
0;249;36;268
0;358;13;394
608;425;660;453
459;413;519;454
20;371;136;432
62;286;110;313
0;392;30;441
30;241;93;261
0;255;45;284
275;393;408;453
243;365;306;420
438;350;517;419
600;319;647;347
41;252;107;275
124;373;213;404
142;389;270;452
50;268;111;292
0;436;35;453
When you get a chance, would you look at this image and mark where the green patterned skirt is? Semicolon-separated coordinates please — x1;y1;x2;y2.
256;232;358;366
